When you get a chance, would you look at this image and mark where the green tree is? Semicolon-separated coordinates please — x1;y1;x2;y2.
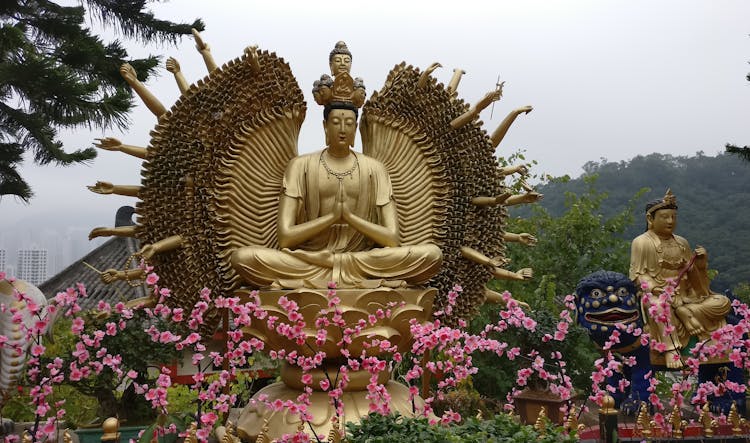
528;153;750;291
1;1;203;200
471;177;644;399
39;310;183;422
499;175;644;302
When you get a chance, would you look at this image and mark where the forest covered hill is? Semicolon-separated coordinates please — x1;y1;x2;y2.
517;153;750;291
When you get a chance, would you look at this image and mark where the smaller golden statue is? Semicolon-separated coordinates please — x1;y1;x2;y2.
183;422;198;443
667;399;686;438
534;406;547;435
698;402;716;437
630;189;731;368
635;401;653;438
563;404;584;436
728;402;746;435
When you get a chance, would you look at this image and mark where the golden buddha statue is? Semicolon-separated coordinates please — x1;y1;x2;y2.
629;189;730;368
89;35;544;439
231;41;441;288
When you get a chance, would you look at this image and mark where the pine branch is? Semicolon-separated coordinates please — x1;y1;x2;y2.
0;142;32;200
82;0;204;44
0;0;202;199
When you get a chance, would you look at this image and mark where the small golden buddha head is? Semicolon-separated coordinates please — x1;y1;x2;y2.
313;42;366;108
329;41;352;76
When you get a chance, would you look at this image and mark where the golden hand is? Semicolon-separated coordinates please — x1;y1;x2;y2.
695;246;707;257
477;83;505;110
489;256;508;268
338;184;352;224
119;63;137;83
518;233;538;246
89;227;107;240
516;268;534;280
101;269;120;283
516;105;533;114
139;244;157;261
87;181;114;194
93;137;122;151
519;192;543;204
192;28;210;52
166;57;181;73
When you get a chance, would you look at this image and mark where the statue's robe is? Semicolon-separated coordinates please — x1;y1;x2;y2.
232;151;442;289
630;230;730;349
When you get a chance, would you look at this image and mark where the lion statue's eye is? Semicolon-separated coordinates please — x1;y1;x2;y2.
591;289;603;298
617;287;629;297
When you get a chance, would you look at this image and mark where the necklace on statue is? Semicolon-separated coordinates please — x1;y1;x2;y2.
320;149;359;181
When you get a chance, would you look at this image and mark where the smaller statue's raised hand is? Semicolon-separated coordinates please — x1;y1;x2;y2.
119;63;137;83
166;57;181;73
93;137;122;151
695;246;707;257
88;181;114;194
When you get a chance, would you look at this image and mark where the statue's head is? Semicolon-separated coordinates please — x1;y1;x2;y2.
323;103;358;150
644;189;678;235
575;270;642;351
329;41;352;76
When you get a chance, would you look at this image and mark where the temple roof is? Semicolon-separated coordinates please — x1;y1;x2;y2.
39;207;146;311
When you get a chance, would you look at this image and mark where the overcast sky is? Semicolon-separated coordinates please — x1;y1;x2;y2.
2;0;749;255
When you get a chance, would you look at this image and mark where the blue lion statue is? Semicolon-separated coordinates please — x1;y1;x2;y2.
575;270;745;414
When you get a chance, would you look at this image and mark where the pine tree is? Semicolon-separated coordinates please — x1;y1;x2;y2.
0;0;204;201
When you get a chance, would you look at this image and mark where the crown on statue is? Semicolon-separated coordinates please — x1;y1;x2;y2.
312;41;366;109
647;188;677;215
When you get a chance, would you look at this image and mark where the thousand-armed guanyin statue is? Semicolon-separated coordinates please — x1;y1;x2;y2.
88;35;541;439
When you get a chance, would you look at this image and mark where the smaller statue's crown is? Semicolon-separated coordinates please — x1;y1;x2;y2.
647;188;677;215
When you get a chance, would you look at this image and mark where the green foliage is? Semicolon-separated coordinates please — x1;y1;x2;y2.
470;177;638;400
0;1;203;200
471;306;596;399
525;153;750;291
431;379;501;419
2;384;99;427
499;174;643;301
345;413;576;443
40;310;183;423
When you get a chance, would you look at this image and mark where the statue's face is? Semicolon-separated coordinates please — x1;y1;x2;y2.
330;54;352;76
649;208;677;237
324;108;357;150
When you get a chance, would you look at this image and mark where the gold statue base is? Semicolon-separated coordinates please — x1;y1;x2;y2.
235;380;428;440
234;286;437;440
